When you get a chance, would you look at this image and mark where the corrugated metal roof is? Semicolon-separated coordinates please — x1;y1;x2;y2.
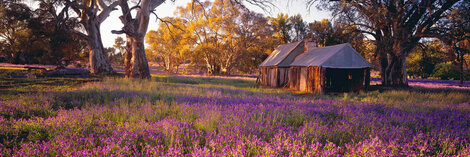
290;43;373;68
259;41;302;67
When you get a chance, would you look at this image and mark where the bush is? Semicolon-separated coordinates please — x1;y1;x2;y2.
432;62;460;80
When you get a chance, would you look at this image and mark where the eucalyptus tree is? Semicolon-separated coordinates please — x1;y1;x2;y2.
290;14;307;42
438;1;470;84
145;17;187;73
310;0;462;86
56;0;120;74
113;36;126;55
112;0;166;79
0;2;32;63
269;13;292;44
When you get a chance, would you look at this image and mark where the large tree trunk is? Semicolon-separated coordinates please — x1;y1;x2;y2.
127;37;151;79
376;33;394;86
124;35;133;77
378;47;389;86
114;0;164;79
383;54;408;87
87;20;113;74
377;34;413;87
58;0;119;75
459;51;464;84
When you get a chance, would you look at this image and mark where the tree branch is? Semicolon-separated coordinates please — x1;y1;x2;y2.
152;13;181;43
97;0;108;10
97;0;120;23
66;28;89;40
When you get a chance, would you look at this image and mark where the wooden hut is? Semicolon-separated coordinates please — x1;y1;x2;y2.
259;40;312;87
289;43;372;94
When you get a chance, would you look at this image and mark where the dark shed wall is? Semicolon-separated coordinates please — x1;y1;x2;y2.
324;68;368;93
290;67;369;93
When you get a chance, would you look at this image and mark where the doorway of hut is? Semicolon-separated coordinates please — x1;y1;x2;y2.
324;68;367;93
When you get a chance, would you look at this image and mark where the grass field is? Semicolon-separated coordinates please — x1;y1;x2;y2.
0;68;469;156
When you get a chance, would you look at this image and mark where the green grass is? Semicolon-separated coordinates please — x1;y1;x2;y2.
0;67;100;100
153;75;291;95
1;68;468;109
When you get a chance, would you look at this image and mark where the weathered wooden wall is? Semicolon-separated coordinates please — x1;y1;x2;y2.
299;68;307;91
289;66;324;94
307;66;324;94
269;68;277;87
260;67;267;86
260;67;275;86
289;67;301;90
278;67;289;87
259;66;290;87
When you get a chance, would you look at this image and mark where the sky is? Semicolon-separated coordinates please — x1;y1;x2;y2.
98;0;332;47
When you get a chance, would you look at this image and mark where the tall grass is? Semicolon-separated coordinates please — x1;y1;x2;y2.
0;75;469;156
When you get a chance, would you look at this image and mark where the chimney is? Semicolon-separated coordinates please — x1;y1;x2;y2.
304;38;317;52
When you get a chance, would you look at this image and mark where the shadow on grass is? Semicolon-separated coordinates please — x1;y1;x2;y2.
368;85;470;94
153;75;256;88
0;77;101;100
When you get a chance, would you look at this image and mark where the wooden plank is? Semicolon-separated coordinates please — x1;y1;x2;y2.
300;67;307;92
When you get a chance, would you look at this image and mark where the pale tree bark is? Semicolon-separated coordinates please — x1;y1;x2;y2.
58;0;119;74
113;0;165;79
376;31;419;87
87;18;114;74
375;34;391;86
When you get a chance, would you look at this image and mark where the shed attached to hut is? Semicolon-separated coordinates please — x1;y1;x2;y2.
259;40;307;87
289;43;372;94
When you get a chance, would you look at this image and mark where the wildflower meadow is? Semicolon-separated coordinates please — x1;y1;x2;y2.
0;72;469;156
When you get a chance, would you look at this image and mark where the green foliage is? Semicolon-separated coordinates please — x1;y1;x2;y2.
432;62;461;80
407;40;448;78
307;19;374;68
308;19;364;48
